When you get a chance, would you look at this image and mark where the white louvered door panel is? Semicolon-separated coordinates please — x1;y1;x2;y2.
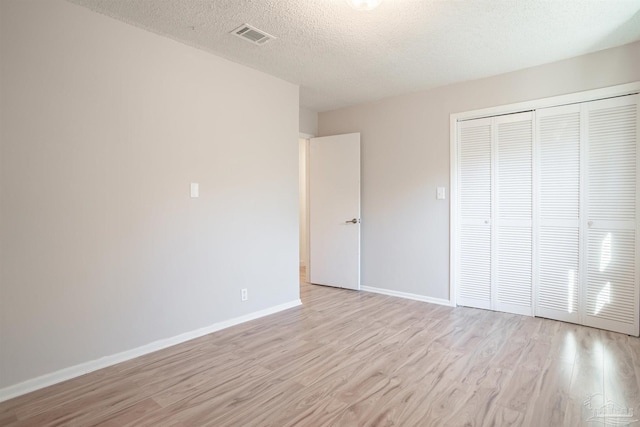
457;117;492;310
584;95;639;336
539;228;580;321
495;112;533;315
535;104;581;324
459;225;491;305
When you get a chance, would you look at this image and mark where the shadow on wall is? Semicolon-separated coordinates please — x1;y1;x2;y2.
595;9;640;50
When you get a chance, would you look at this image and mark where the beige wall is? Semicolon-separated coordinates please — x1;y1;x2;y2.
319;41;640;300
299;107;318;136
0;0;299;390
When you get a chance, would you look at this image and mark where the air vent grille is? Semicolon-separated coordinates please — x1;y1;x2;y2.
231;24;276;46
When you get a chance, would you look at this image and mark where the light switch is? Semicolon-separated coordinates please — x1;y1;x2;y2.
437;187;446;200
190;183;199;198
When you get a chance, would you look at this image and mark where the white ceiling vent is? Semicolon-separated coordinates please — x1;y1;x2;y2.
231;24;276;46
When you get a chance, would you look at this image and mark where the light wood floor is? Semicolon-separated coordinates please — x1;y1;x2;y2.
2;269;640;426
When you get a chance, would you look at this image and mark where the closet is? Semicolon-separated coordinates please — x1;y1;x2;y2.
454;93;639;336
457;112;534;316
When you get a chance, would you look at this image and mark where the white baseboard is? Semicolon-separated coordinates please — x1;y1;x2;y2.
0;299;302;403
361;286;454;307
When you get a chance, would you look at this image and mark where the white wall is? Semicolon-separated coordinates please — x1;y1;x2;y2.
319;41;640;301
299;107;318;136
0;0;299;391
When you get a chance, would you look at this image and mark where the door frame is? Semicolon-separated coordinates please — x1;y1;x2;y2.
450;81;640;308
300;132;313;283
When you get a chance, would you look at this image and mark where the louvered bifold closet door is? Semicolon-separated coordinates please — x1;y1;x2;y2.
457;117;492;310
535;104;582;324
584;95;639;336
495;112;533;315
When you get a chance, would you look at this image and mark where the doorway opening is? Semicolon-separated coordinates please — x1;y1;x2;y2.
299;137;310;286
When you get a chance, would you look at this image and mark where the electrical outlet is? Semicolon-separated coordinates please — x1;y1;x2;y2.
241;288;248;301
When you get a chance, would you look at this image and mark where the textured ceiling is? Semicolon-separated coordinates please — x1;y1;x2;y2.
68;0;640;112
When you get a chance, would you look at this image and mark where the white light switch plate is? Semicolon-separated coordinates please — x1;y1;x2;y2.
437;187;446;200
191;183;199;198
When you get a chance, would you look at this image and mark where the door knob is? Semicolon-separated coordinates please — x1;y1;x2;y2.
346;218;359;224
588;221;594;227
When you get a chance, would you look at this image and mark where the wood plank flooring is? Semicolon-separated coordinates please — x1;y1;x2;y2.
2;269;640;426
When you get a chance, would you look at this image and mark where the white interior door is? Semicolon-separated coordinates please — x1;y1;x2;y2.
495;112;533;316
535;103;582;324
583;95;639;336
309;133;361;290
457;117;493;309
456;113;533;315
